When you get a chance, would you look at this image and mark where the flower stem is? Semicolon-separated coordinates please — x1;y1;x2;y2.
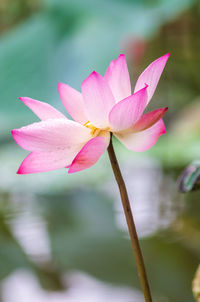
107;135;153;302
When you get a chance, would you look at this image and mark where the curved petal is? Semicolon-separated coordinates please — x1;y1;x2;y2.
81;71;115;128
114;119;166;152
68;134;110;173
19;97;66;120
17;148;80;174
134;53;170;104
11;119;91;152
109;85;148;131
133;107;168;132
105;54;131;102
58;83;88;124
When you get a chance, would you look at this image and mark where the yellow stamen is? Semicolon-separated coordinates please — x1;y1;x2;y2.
83;121;90;127
83;121;110;137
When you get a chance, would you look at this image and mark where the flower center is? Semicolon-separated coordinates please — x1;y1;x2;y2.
83;121;110;137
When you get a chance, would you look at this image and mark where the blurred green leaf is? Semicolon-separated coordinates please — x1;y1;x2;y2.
193;265;200;302
0;0;196;133
178;161;200;193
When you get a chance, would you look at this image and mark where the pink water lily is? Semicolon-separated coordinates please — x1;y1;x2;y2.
11;53;170;174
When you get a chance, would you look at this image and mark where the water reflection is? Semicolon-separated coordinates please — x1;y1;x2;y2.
9;192;51;263
0;165;199;302
2;270;143;302
105;156;182;237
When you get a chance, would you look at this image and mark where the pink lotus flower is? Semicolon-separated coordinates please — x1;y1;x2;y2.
11;54;170;174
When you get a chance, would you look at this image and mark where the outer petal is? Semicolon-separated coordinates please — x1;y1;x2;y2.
68;134;110;173
17;148;81;174
134;53;170;104
19;97;66;120
104;54;131;102
58;83;88;124
81;71;115;128
11;119;91;152
114;119;165;152
109;85;148;131
133;107;168;132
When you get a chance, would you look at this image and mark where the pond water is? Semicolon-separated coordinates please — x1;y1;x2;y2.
0;154;199;302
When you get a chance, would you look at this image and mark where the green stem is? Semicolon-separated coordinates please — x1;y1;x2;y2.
107;136;153;302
